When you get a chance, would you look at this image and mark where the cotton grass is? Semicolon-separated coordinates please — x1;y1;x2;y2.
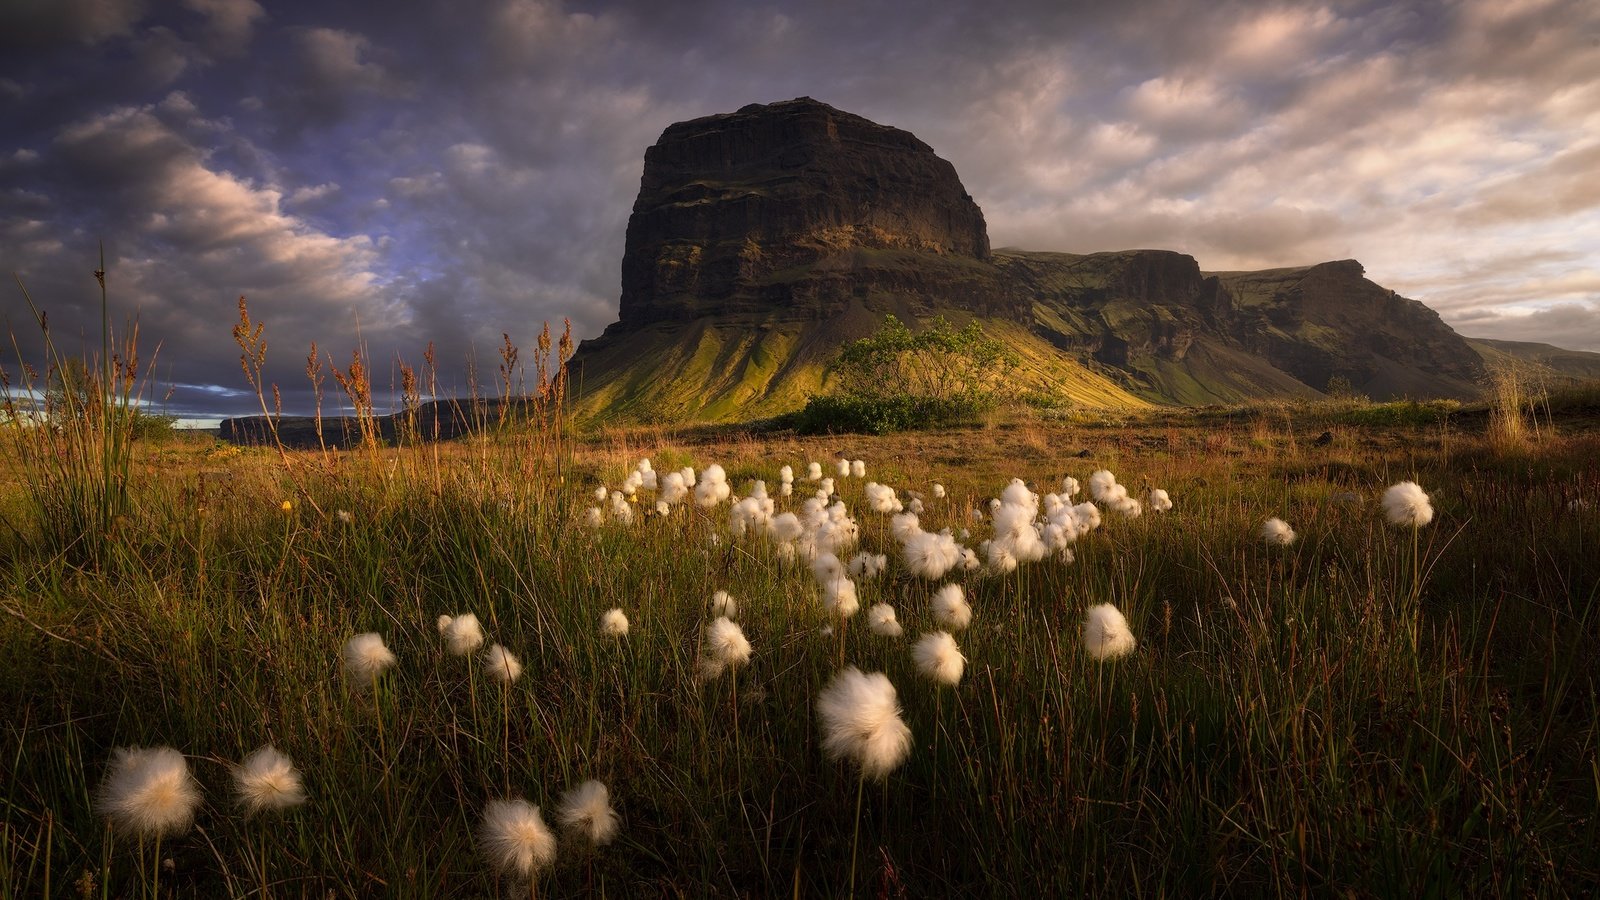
233;745;306;815
913;631;965;686
441;612;485;656
816;667;912;780
342;632;397;685
480;798;556;879
867;603;903;637
483;644;524;684
557;780;620;846
1260;517;1296;546
600;608;629;637
932;583;972;631
1082;603;1136;661
1382;481;1434;527
97;746;201;838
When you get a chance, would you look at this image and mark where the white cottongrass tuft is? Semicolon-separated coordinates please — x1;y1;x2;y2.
706;616;752;670
1148;489;1173;512
932;482;946;499
1382;481;1434;527
1061;476;1080;498
836;458;852;477
442;613;485;657
343;633;397;684
483;644;523;684
557;780;620;846
867;603;903;637
902;529;962;580
913;631;966;686
593;485;608;502
850;459;866;478
815;667;912;780
583;506;604;527
233;745;307;815
710;590;737;618
600;608;629;638
1260;517;1296;546
1088;470;1119;502
96;746;201;838
437;614;454;634
822;577;860;618
1082;603;1136;661
807;462;823;480
694;464;731;507
480;798;556;879
931;583;972;630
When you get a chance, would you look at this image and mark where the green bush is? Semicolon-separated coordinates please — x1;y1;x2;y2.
786;393;986;434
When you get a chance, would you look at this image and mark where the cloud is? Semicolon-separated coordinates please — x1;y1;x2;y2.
3;0;1598;417
0;0;148;50
181;0;264;54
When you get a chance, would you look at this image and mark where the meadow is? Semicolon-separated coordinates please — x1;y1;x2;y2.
2;386;1599;897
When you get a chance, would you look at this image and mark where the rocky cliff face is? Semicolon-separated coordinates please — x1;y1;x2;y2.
610;97;1008;329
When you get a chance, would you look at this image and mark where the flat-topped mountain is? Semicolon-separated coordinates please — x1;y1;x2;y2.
568;97;1502;423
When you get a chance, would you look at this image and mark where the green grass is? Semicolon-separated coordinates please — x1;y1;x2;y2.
2;411;1598;896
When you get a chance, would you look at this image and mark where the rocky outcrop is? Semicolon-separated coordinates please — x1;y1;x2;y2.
608;97;1008;329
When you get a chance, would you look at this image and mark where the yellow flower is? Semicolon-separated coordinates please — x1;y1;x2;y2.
280;500;293;513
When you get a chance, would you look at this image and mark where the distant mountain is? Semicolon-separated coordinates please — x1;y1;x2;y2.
1467;338;1600;381
567;97;1507;424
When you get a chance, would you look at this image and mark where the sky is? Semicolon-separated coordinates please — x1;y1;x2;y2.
2;0;1597;423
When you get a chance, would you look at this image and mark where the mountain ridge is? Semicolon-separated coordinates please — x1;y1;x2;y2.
568;97;1522;424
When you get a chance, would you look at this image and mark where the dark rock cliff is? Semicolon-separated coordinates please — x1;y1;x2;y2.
606;97;1014;331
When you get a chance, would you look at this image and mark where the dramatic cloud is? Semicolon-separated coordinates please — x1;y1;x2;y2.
2;0;1597;420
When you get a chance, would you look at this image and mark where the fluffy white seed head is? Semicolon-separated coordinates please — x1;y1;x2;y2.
851;459;866;478
1260;517;1296;546
593;486;608;502
480;798;556;878
97;746;201;838
1061;476;1080;498
658;472;688;505
1382;481;1434;527
903;530;961;580
913;631;966;686
1083;603;1136;661
890;511;921;542
807;462;823;480
557;780;620;846
483;644;523;684
343;632;397;684
234;745;307;816
601;608;629;638
836;459;851;477
1149;489;1173;512
822;577;860;618
437;614;454;633
706;617;751;669
1088;470;1118;502
932;483;946;499
779;464;794;484
848;552;887;580
710;590;737;618
811;552;845;585
867;603;903;637
816;668;912;780
443;613;485;657
932;583;972;630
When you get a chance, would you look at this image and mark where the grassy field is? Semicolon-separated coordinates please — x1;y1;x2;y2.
2;399;1598;897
